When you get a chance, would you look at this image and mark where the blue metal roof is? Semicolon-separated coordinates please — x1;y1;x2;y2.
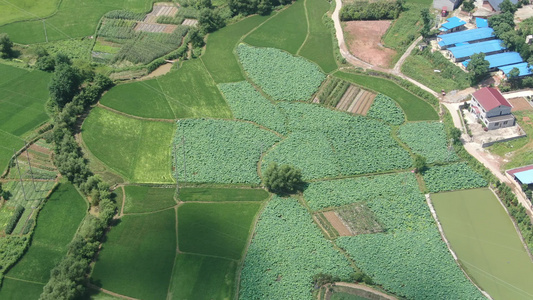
440;16;467;30
476;18;489;28
449;40;506;59
438;28;494;47
462;52;523;69
514;169;533;184
499;62;533;77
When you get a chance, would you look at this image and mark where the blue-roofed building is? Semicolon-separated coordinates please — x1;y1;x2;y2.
476;18;489;28
447;39;506;62
439;16;467;33
500;62;533;78
508;165;533;185
462;52;523;71
437;27;495;49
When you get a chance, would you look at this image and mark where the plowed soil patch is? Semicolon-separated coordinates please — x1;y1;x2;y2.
509;97;533;111
323;211;352;236
344;20;396;68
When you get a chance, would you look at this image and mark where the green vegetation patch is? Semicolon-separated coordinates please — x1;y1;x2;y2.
240;197;353;299
172;119;280;184
82;107;175;183
179;187;269;202
244;0;307;54
100;60;231;119
423;162;487;193
334;71;438;121
398;122;459;164
432;188;533;300
178;202;261;260
336;203;384;235
366;94;405;125
202;14;271;83
0;0;153;44
298;0;338;73
91;209;176;300
168;254;237;300
0;277;44;299
219;81;287;134
237;44;325;101
123;186;175;214
7;183;86;283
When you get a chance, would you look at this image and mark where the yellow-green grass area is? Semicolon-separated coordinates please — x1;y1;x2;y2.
0;64;52;173
91;208;176;300
4;183;87;285
298;0;338;73
401;53;470;93
0;277;45;299
0;0;59;26
168;254;238;300
431;188;533;300
382;1;428;64
178;202;262;260
178;187;269;202
123;185;176;214
244;0;307;54
489;110;533;170
334;71;438;121
82;107;175;183
0;0;154;44
99;60;232;119
202;14;272;83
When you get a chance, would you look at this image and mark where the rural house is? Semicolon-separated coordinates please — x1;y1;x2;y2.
433;0;463;11
483;0;519;11
470;87;515;130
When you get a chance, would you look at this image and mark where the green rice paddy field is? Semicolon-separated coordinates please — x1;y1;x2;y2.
432;188;533;300
81;107;175;183
99;59;232;119
123;186;176;213
0;0;154;44
0;183;87;296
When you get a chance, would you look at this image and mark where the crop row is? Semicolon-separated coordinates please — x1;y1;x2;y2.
366;94;405;125
172;119;280;184
98;19;137;40
398;122;459;164
3;181;56;208
239;197;353;299
423;162;487;193
218;81;287;134
237;44;326;101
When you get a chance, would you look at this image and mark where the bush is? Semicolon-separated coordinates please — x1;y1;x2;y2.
157;15;185;25
5;205;25;235
340;0;404;21
22;219;34;235
262;162;304;194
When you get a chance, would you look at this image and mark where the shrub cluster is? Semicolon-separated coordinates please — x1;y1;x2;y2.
4;205;25;235
104;10;145;21
340;0;404;21
495;183;533;251
157;15;185;25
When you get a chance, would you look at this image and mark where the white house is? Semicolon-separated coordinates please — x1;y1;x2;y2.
470;87;515;130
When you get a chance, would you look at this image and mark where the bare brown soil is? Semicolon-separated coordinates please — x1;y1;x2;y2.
509;97;533;112
323;211;352;236
344;20;396;68
141;63;173;80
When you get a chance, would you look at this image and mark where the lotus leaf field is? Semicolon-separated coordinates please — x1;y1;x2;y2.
398;122;459;164
366;94;405;125
423;162;487;193
237;44;326;101
239;197;353;299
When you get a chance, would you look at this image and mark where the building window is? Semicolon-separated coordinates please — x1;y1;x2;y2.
494;122;499;126
504;121;508;125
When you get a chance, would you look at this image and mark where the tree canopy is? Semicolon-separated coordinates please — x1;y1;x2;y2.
466;53;490;84
0;33;13;58
262;162;304;194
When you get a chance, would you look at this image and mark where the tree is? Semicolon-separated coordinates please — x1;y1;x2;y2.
499;0;517;13
462;0;475;12
420;9;432;38
262;162;304;194
449;127;462;144
48;64;81;109
0;33;13;58
508;67;521;88
198;8;226;33
413;154;427;173
466;53;490;84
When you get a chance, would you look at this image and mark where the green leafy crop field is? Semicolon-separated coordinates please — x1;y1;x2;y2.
6;183;86;284
334;71;438;121
91;208;177;300
298;0;338;73
432;188;533;300
202;14;271;83
178;187;269;202
123;186;176;214
178;202;261;260
0;0;154;44
82;107;175;183
244;0;307;54
99;60;232;119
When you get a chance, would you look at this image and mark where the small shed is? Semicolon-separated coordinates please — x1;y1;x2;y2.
439;16;467;33
507;165;533;185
